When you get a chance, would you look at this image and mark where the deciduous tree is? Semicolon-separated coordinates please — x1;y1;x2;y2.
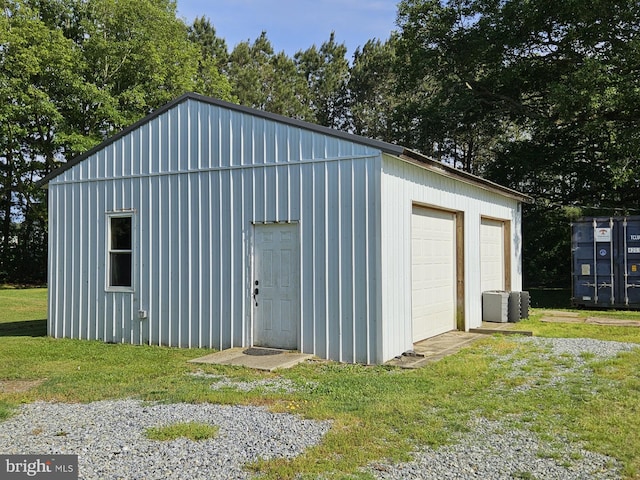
1;0;231;283
396;0;640;286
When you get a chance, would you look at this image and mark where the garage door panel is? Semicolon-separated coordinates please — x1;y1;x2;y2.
411;206;457;343
481;219;505;292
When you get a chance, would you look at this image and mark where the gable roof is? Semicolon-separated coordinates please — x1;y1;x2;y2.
38;92;532;203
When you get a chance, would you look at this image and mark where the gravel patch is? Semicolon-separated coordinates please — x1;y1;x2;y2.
188;370;316;394
513;336;637;360
367;416;621;480
0;400;331;480
489;336;638;393
366;336;637;479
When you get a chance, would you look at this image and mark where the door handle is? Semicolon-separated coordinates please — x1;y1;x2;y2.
253;282;259;306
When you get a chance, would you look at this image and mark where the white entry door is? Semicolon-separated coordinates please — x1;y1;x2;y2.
411;206;457;342
480;218;505;292
253;223;299;350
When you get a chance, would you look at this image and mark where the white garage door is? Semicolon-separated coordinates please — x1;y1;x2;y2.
480;218;505;292
411;206;457;343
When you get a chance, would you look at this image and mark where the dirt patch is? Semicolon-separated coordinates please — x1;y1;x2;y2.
540;316;640;327
585;317;640;327
541;310;581;318
540;316;585;324
0;379;46;393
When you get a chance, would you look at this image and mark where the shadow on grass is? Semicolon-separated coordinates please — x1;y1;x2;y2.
0;319;47;337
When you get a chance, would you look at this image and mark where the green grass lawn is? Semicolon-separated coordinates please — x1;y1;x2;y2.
0;286;47;322
0;286;47;336
1;289;640;479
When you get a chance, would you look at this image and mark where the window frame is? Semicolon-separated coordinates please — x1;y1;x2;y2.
106;211;135;292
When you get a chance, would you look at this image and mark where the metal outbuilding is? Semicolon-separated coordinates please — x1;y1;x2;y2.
40;93;531;364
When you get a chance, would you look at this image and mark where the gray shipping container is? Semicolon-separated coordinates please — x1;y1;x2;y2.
571;217;640;308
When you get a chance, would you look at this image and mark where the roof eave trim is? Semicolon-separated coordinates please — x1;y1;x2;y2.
395;149;534;204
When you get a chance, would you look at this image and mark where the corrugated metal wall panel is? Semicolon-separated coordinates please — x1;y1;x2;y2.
48;98;383;363
379;155;523;362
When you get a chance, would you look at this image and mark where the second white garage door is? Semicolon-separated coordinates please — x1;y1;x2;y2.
480;218;506;292
411;206;457;343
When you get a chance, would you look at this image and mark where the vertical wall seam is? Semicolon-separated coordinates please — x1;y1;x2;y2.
324;161;329;360
187;174;193;348
229;172;234;347
311;164;316;356
208;172;214;348
157;176;163;346
218;167;223;350
167;175;173;346
198;173;204;348
351;160;356;363
298;162;304;352
240;169;246;347
70;185;75;339
337;160;343;363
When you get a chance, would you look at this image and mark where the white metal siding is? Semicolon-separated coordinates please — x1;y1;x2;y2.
380;155;523;362
48;99;382;364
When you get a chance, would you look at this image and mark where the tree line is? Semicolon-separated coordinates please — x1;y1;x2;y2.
2;0;639;287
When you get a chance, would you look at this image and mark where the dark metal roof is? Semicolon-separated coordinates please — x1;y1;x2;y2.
38;92;533;203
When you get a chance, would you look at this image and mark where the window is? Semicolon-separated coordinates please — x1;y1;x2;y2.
108;214;133;289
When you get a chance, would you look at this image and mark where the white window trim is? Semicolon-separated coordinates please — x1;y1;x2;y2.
106;211;135;293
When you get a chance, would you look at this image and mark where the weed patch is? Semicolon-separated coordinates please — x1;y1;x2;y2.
0;288;47;325
144;422;219;441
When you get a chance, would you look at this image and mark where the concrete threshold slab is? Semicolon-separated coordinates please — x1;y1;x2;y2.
386;331;484;369
470;321;533;336
386;325;536;369
189;347;315;372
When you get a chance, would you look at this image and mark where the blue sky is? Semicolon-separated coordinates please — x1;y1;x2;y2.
176;0;399;59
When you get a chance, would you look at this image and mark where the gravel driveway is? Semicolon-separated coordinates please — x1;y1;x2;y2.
0;400;330;480
0;337;635;479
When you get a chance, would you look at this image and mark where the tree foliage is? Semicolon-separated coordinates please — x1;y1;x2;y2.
226;32;311;119
397;0;640;286
3;0;639;289
1;0;82;282
0;0;231;283
187;16;234;100
295;32;350;128
348;37;399;140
